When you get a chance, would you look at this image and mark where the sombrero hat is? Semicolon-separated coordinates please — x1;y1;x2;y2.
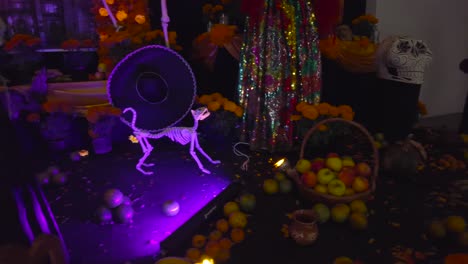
107;45;196;132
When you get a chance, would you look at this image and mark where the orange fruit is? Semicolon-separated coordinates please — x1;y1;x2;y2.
230;228;245;243
204;241;220;258
219;238;233;249
192;234;207;248
216;219;230;233
216;248;231;262
185;248;201;262
209;230;223;241
228;211;247;229
223;201;240;217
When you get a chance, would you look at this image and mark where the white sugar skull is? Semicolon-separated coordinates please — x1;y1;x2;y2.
377;36;432;84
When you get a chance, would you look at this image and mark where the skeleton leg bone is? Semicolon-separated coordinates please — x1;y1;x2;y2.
190;136;210;174
195;136;220;164
136;136;154;175
141;137;155;167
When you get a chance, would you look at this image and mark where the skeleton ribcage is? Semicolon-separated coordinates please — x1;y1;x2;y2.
160;127;192;145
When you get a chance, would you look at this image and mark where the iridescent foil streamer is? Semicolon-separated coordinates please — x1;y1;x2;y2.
237;0;321;152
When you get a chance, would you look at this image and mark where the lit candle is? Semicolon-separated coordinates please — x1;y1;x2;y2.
160;0;170;47
101;0;118;30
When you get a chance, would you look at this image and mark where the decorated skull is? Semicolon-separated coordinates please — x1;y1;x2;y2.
377;36;433;84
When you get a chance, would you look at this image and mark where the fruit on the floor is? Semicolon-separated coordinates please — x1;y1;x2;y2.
446;216;466;233
239;193;256;213
223;201;240;217
95;206;112;223
204;241;221;258
458;231;468;247
296;159;312;173
216;219;230;233
331;204;351;223
342;157;356;167
229;211;247;229
219;238;233;249
209;230;223;241
263;179;279;194
312;203;330;223
274;171;286;181
344;188;355;196
350;200;368;214
326;156;343;172
279;179;293;193
350;212;368;230
314;184;328;194
428;220;446;238
301;171;317;187
192;234;207;248
317;168;336;185
186;248;201;262
231;228;246;243
104;188;124;208
115;204;134;224
352;177;369;192
338;167;356;187
333;256;354;264
356;162;371;177
327;179;346;196
310;158;325;172
162;200;180;216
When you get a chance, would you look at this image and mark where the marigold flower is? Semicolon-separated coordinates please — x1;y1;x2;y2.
207;101;221;112
295;102;308;112
234;106;243;117
99;7;109;17
134;14;146;24
291;115;302;121
223;100;237;112
302;107;319;120
116;10;128;21
316;102;331;115
328;106;340;117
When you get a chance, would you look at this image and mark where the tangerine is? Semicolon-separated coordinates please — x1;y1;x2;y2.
216;248;231;262
185;248;201;262
216;219;230;233
209;230;223;241
219;238;233;249
230;228;245;243
204;241;220;258
228;211;247;229
223;202;240;217
192;234;207;248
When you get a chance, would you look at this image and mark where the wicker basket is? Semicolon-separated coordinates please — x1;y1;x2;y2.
289;118;379;204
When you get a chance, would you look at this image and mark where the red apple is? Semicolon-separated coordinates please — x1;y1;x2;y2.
327;153;340;158
301;171;317;187
338;167;356;187
310;159;325;172
356;162;372;177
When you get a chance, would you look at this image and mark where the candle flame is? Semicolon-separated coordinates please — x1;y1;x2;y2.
274;158;286;168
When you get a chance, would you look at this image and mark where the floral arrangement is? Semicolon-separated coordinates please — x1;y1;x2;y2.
352;14;379;39
86;106;122;139
3;34;41;52
197;92;243;136
91;0;181;72
293;102;356;141
195;24;238;47
60;39;95;50
202;0;233;23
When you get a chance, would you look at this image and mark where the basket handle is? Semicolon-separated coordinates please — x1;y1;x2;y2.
299;118;379;193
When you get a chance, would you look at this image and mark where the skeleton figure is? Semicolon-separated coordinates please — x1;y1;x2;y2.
377;36;433;84
123;107;221;175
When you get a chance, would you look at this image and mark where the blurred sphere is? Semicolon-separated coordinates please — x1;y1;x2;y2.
122;196;132;206
104;189;124;208
116;205;134;224
162;200;180;217
96;206;113;223
52;173;67;185
36;172;50;185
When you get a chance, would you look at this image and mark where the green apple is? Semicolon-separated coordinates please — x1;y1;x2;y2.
317;168;336;185
279;179;293;193
239;193;256;212
342;157;355;167
331;203;351;223
326;157;343;172
428;220;446;239
312;203;330;223
327;179;346;196
295;159;312;173
274;172;286;181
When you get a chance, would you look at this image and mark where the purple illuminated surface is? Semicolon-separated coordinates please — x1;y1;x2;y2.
45;142;230;264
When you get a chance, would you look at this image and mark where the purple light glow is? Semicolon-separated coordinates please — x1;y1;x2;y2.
51;148;230;264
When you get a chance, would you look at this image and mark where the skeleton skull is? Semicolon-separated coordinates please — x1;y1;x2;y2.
377;36;432;84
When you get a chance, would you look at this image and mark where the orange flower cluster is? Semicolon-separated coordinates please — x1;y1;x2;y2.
42;101;73;114
352;14;379;25
60;39;95;50
202;3;224;19
197;92;243;117
3;34;41;52
294;102;355;121
86;106;122;124
208;24;237;47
